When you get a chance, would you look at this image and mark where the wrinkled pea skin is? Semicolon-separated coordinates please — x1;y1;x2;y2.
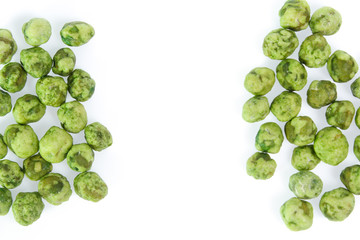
12;192;44;226
23;154;52;181
0;90;11;116
280;197;313;231
285;116;317;146
0;134;7;159
291;145;320;171
307;80;337;109
74;171;108;202
38;173;72;205
242;96;269;123
0;62;27;93
289;171;323;199
67;69;95;102
0;159;24;189
244;67;275;96
52;48;76;76
326;100;355;130
246;152;276;180
270;91;301;122
0;188;12;215
36;76;68;107
60;21;95;47
20;47;52;78
327;50;358;83
67;143;94;172
0;29;17;65
276;59;307;91
255;122;284;154
310;7;342;35
13;94;46;124
57;101;87;133
279;0;310;31
340;165;360;195
353;135;360;161
263;28;299;60
299;34;331;68
85;122;113;151
22;18;51;46
350;77;360;99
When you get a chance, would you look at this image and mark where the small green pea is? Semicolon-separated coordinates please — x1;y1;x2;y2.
340;165;360;195
246;152;276;180
52;48;76;76
20;47;52;78
263;28;299;60
38;173;72;205
327;50;358;83
244;67;275;96
307;80;337;109
242;96;269;123
299;34;331;68
22;18;51;46
36;75;68;107
310;7;342;35
0;134;7;159
0;188;12;216
13;94;46;124
12;192;44;226
67;143;94;172
85;122;113;151
67;69;95;102
60;21;95;47
325;100;355;130
255;122;284;154
276;59;307;91
0;90;11;116
74;171;108;202
280;197;313;231
289;171;323;199
319;187;354;221
0;62;27;93
285;116;317;146
279;0;310;31
270;91;301;122
57;101;87;133
0;29;17;65
23;154;52;181
0;159;24;189
291;145;320;171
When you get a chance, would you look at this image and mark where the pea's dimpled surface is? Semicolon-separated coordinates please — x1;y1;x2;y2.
255;122;284;154
242;96;269;123
299;34;331;68
23;154;52;181
263;28;299;60
319;187;354;221
326;100;355;130
0;90;11;116
0;188;12;216
279;0;310;31
327;50;358;83
307;80;337;109
13;94;46;124
36;75;68;107
310;7;342;35
353;135;360;161
270;91;301;122
20;47;52;78
289;171;323;199
350;77;360;99
52;48;76;76
39;126;73;163
38;173;72;205
285;116;317;146
0;159;24;189
67;143;94;172
340;165;360;195
74;171;108;202
280;197;313;231
12;192;44;226
314;126;348;166
246;152;276;180
0;135;7;159
67;69;95;102
60;21;95;47
0;62;27;93
4;124;39;159
291;145;320;171
57;101;87;133
244;67;275;96
276;59;307;91
22;18;51;46
85;122;113;151
0;29;17;65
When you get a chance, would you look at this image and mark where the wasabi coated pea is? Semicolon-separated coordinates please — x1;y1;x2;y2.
314;126;348;166
39;126;73;163
276;59;307;91
327;50;358;83
340;165;360;195
355;108;360;129
270;91;301;122
0;188;12;215
310;7;342;35
255;122;284;154
67;143;94;172
319;187;355;221
285;116;317;146
326;100;355;130
12;192;44;226
291;145;321;171
38;173;72;205
23;154;52;181
307;80;337;109
85;122;113;151
22;18;51;46
299;34;331;68
0;29;17;64
13;94;46;124
57;101;87;133
350;77;360;99
242;96;269;123
244;67;275;96
0;159;24;189
263;28;299;60
289;171;323;199
74;171;108;202
60;21;95;47
280;197;313;231
52;48;76;76
279;0;310;31
20;47;52;78
4;124;39;159
0;134;7;159
0;62;27;93
36;75;68;107
68;69;95;102
0;90;11;116
353;135;360;161
246;152;276;180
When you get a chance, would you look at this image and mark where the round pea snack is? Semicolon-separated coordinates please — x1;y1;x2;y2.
0;62;27;93
36;75;68;107
22;18;51;46
60;21;95;47
13;94;46;124
270;91;301;122
244;67;275;96
276;59;307;91
279;0;310;31
0;29;17;65
246;152;276;180
23;154;53;181
327;50;358;83
67;143;94;172
280;197;313;231
12;192;44;226
0;90;11;116
57;101;87;133
340;165;360;195
0;188;12;216
255;122;284;154
289;171;323;199
74;171;108;202
307;80;337;109
263;28;299;60
52;48;76;76
0;159;24;189
242;96;269;123
291;145;321;171
0;135;7;159
285;116;317;146
85;122;113;151
38;173;72;205
310;6;342;35
325;100;355;130
67;69;96;102
299;34;331;68
354;135;360;161
350;77;360;99
20;47;52;78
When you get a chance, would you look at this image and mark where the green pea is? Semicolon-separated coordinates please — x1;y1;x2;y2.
285;116;317;146
0;134;7;159
0;62;27;93
340;165;360;195
325;100;355;130
20;47;52;78
60;21;95;47
22;18;51;46
12;192;44;226
291;145;320;171
0;29;17;65
289;171;323;199
0;159;24;189
246;152;276;180
74;171;108;202
350;77;360;99
280;197;313;231
67;69;95;102
242;96;269;123
52;48;76;76
38;173;72;205
299;34;331;68
23;154;52;181
0;90;11;116
244;67;275;96
255;122;284;154
13;94;46;124
353;135;360;161
307;80;337;109
276;59;307;91
319;187;354;221
57;101;87;133
85;122;113;151
36;75;68;107
279;0;310;31
327;50;358;83
67;143;94;172
270;91;301;122
0;188;12;216
310;7;342;35
263;28;299;60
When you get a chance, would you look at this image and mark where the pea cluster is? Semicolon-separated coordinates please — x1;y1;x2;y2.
0;18;112;226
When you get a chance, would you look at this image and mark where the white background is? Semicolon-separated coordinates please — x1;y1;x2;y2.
1;0;360;239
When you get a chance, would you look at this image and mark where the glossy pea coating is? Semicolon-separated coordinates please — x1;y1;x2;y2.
0;188;12;215
0;62;27;93
280;197;313;231
350;77;360;99
36;75;68;107
52;48;76;76
67;143;94;172
60;21;95;47
270;91;301;122
22;18;51;46
340;165;360;195
327;50;358;83
325;100;355;130
0;159;24;189
0;135;7;159
3;124;39;159
85;122;113;151
307;80;337;109
353;135;360;161
57;101;87;133
255;122;284;154
279;0;310;31
242;96;269;123
291;145;320;171
23;154;52;181
0;29;17;65
0;90;11;116
289;171;323;199
38;173;72;205
319;187;354;221
276;59;307;91
246;152;276;180
299;34;331;68
74;171;108;202
67;69;95;102
310;7;342;35
263;28;299;60
39;126;73;163
13;94;46;124
314;126;348;166
244;67;275;95
12;192;44;226
20;47;52;78
285;116;317;146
